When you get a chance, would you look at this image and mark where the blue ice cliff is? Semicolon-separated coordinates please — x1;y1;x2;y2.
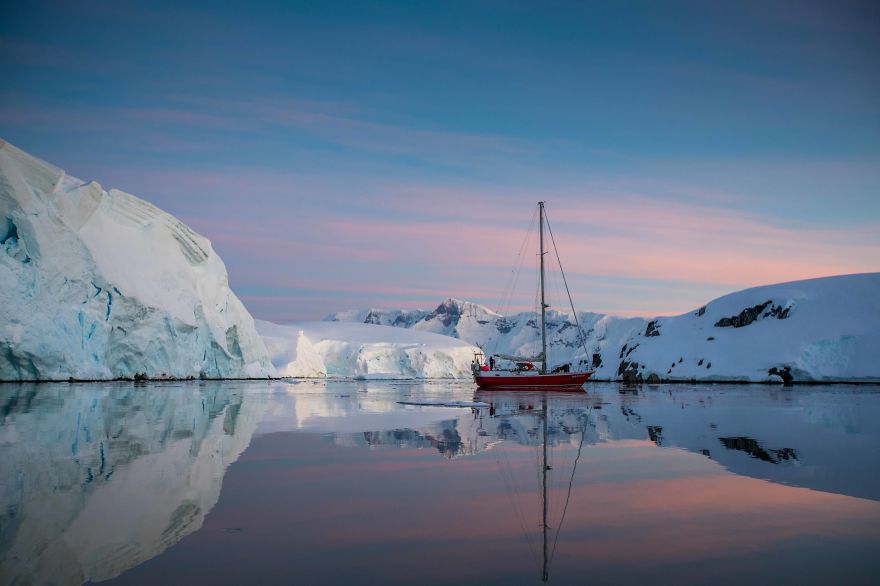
0;139;272;380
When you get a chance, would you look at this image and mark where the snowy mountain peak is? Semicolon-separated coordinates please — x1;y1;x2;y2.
424;298;501;327
325;307;431;328
325;273;880;382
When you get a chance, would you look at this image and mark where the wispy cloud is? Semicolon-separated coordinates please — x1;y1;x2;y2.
170;177;879;318
3;0;877;322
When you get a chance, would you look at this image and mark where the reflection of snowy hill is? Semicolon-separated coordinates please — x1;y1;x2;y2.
256;320;478;379
0;140;271;380
298;385;880;502
326;274;880;382
1;379;877;586
0;382;266;584
334;422;491;458
599;386;880;501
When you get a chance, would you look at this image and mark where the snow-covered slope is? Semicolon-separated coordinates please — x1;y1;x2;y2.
326;274;880;382
256;320;479;379
618;273;880;382
0;139;272;380
328;298;644;374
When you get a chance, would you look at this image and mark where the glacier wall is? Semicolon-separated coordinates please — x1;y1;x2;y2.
257;320;479;379
0;139;272;380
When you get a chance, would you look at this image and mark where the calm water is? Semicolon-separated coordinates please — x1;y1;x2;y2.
1;381;879;585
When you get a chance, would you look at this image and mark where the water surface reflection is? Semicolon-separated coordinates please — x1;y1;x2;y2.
1;381;878;585
0;382;269;584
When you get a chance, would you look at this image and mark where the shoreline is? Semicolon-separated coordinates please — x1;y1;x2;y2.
1;377;878;385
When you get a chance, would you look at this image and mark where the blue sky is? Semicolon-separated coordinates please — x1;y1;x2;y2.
2;0;878;320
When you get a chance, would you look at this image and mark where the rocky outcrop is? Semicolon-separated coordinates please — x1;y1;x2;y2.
715;300;772;327
768;366;794;386
618;360;643;383
714;300;792;328
718;436;798;464
425;298;466;327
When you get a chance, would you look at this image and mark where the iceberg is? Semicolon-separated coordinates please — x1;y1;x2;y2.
0;139;272;380
256;320;479;379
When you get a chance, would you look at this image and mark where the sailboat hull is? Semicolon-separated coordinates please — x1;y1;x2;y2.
474;371;591;391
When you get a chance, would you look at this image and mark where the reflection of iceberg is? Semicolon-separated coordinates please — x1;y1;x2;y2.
2;380;877;585
336;421;493;458
327;393;609;458
0;382;267;584
258;380;482;437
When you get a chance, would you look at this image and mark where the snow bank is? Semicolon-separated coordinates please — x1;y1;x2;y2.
256;320;479;379
326;274;880;383
328;298;649;375
618;273;880;383
0;139;272;380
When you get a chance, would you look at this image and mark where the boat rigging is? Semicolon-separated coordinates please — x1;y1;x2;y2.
474;201;592;391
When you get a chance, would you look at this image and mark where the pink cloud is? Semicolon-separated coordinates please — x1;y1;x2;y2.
312;206;877;287
166;182;878;318
39;155;878;320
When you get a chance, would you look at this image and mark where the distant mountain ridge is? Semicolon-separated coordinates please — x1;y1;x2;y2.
325;273;880;383
327;297;629;371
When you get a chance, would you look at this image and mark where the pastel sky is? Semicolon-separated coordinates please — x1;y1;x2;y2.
2;0;878;321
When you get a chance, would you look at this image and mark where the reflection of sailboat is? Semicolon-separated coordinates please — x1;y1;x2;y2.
540;395;552;582
474;202;592;391
477;391;592;582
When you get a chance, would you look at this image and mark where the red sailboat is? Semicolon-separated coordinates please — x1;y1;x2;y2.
474;201;593;391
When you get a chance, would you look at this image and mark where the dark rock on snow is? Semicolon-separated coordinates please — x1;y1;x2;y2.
714;300;792;328
714;300;773;328
768;366;794;386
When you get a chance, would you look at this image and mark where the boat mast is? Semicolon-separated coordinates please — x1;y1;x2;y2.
539;201;547;375
542;396;550;582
